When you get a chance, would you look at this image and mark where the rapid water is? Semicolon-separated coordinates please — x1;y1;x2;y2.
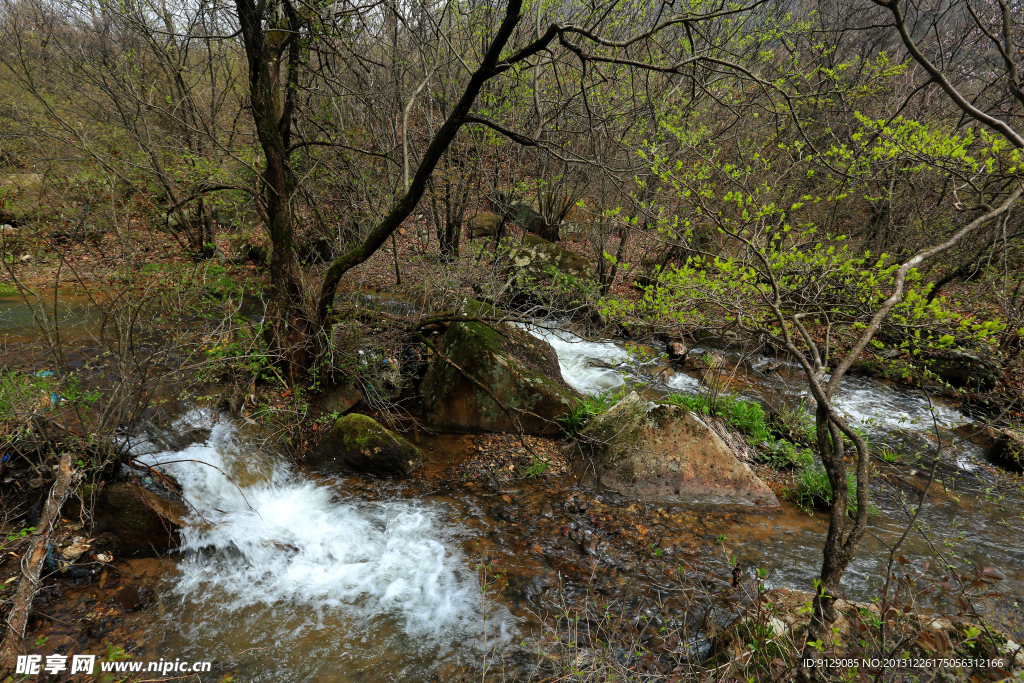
525;326;968;433
135;410;511;681
525;326;1024;610
522;324;700;396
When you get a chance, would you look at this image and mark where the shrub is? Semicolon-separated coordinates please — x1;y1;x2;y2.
794;452;875;518
758;438;813;469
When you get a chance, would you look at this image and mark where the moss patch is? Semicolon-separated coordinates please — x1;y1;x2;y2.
310;413;423;477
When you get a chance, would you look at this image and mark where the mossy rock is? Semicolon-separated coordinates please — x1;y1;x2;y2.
509;234;596;281
310;413;423;477
421;299;581;435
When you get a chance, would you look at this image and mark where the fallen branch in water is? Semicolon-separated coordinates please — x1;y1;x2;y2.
0;453;79;675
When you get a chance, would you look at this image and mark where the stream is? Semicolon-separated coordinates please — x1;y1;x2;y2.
4;299;1024;679
132;412;512;681
529;325;1024;613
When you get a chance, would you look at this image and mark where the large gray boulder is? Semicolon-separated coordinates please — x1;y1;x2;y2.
421;300;581;435
309;413;423;477
579;392;778;506
509;234;596;283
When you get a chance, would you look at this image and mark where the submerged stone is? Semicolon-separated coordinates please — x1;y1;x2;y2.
310;413;423;477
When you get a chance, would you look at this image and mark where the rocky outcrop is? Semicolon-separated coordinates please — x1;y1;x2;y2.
421;300;581;435
468;212;501;238
957;422;1023;472
926;348;999;390
309;413;423;476
91;482;188;554
578;392;778;506
509;234;596;283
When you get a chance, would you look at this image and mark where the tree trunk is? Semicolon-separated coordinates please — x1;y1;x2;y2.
315;0;527;333
233;0;309;371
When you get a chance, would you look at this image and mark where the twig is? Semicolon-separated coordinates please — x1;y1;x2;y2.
1;454;79;674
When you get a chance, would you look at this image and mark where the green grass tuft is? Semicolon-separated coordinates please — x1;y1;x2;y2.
559;388;625;437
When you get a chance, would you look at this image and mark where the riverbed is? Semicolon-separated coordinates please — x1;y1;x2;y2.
3;300;1023;680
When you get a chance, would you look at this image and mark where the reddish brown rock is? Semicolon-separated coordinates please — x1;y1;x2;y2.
579;392;778;507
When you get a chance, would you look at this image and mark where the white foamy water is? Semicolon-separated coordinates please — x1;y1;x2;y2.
522;325;630;395
830;377;967;434
137;411;504;651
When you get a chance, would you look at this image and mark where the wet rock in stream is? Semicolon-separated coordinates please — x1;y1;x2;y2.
579;391;778;507
309;412;423;476
958;422;1024;472
89;482;187;554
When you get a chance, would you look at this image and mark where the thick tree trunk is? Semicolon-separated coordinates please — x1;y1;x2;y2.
234;0;309;371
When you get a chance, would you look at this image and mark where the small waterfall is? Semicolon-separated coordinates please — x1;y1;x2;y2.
521;324;700;395
136;410;510;680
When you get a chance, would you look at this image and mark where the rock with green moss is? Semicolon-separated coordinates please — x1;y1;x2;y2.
310;413;423;476
509;234;596;282
421;299;581;435
579;391;778;507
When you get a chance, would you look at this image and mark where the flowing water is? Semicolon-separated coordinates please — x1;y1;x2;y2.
133;411;513;682
524;326;1024;623
4;298;1024;676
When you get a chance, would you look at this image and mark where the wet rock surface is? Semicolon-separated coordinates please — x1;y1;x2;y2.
578;391;779;507
421;299;581;435
309;412;423;476
958;422;1024;472
90;482;187;554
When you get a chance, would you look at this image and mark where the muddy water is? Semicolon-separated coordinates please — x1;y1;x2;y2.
0;291;106;341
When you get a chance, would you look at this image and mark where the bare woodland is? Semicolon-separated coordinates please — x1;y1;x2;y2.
1;0;1023;680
